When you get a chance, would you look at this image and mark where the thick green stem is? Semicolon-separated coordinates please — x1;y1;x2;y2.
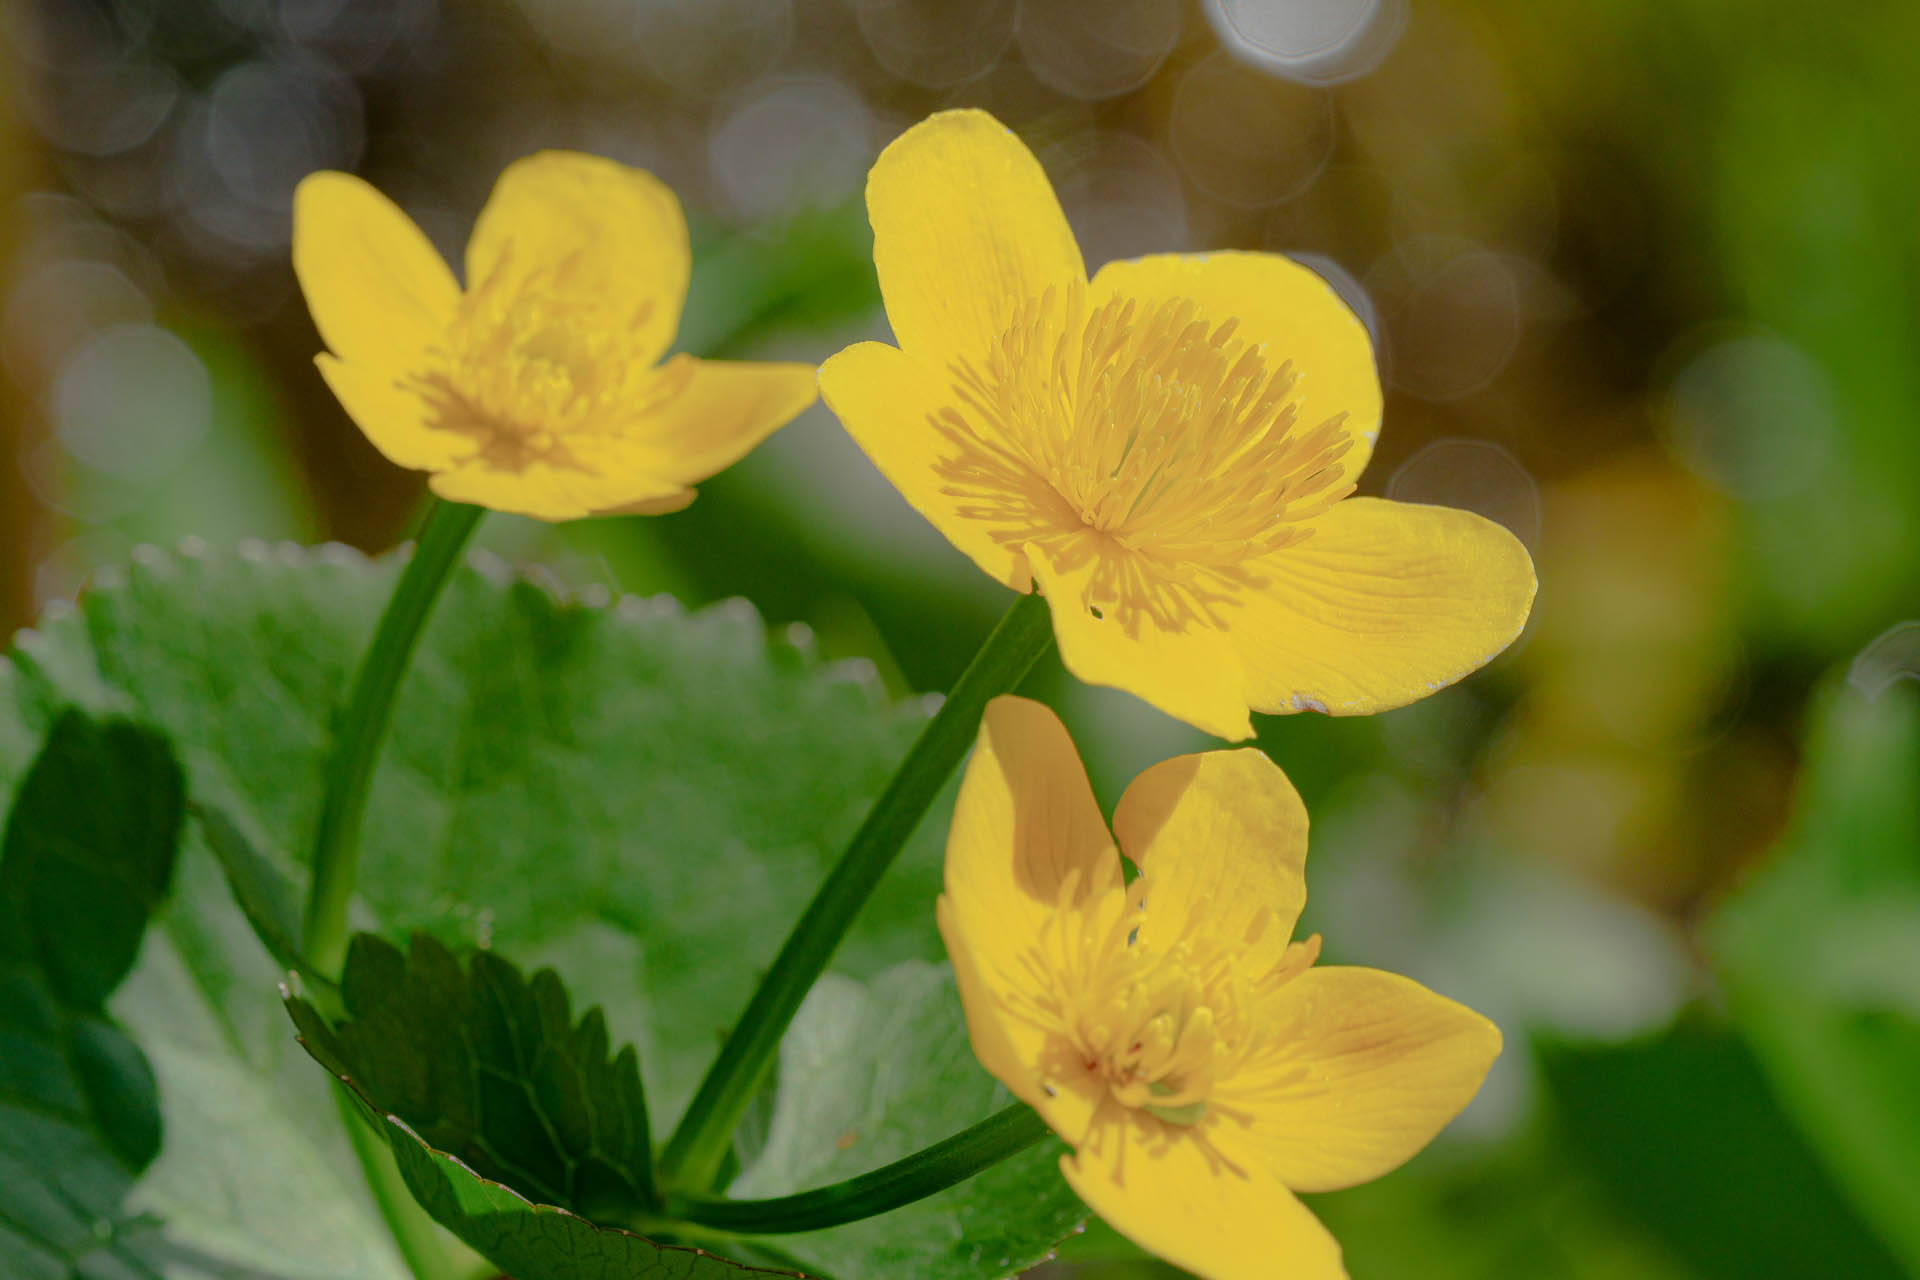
666;1104;1049;1234
303;500;484;979
658;592;1055;1190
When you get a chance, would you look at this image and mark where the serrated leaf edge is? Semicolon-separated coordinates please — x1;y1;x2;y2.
291;1037;811;1278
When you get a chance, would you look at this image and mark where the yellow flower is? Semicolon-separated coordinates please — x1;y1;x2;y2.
820;111;1536;739
940;696;1501;1280
293;153;816;521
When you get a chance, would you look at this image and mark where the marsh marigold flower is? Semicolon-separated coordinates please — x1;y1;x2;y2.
821;111;1536;738
293;153;816;520
940;696;1500;1279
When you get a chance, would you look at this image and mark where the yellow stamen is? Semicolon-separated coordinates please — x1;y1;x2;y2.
409;252;690;471
1005;866;1317;1123
932;287;1357;632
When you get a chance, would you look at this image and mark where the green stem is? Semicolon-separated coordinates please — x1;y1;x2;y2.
336;1090;472;1280
303;499;484;978
666;1104;1050;1234
658;592;1055;1190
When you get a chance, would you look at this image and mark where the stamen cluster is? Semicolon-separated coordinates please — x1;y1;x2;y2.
999;856;1321;1126
415;259;690;469
933;288;1357;630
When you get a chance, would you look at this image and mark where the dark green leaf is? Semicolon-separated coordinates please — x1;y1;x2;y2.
191;802;318;989
1708;678;1920;1270
1540;1017;1904;1279
731;962;1085;1279
288;932;654;1221
2;544;1090;1276
4;542;951;1135
0;712;182;1278
380;1117;804;1280
1;714;181;1015
5;651;424;1277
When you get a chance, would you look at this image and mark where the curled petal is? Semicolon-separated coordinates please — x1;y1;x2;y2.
623;356;816;487
1112;749;1309;971
943;697;1117;986
427;452;691;522
940;697;1118;1132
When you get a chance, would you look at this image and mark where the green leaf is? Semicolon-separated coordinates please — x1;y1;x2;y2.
1;713;181;1016
1;706;409;1279
1708;678;1920;1270
732;962;1085;1279
3;542;951;1136
288;932;655;1221
0;711;182;1278
108;863;413;1280
192;802;316;987
381;1118;804;1279
285;931;806;1277
5;544;1085;1276
679;202;881;360
1539;1018;1904;1279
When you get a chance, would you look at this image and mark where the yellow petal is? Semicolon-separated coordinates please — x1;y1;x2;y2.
1026;542;1252;741
623;356;816;486
1111;749;1308;971
595;489;697;517
937;896;1103;1142
1218;966;1501;1193
426;454;690;522
1091;250;1381;484
1062;1108;1347;1280
940;696;1118;1131
817;340;1028;588
293;172;459;374
314;356;474;472
867;109;1085;363
465;151;689;368
1223;498;1537;716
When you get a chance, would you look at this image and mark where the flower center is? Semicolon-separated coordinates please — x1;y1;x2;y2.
413;253;690;470
932;287;1357;630
1001;865;1320;1125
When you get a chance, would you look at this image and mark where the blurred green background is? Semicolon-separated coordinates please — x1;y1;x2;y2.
3;0;1918;1276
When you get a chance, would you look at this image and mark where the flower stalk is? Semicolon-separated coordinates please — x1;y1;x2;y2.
657;590;1055;1191
303;498;484;978
665;1103;1050;1234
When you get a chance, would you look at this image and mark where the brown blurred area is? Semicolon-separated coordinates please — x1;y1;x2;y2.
2;0;1682;586
2;0;1910;917
2;29;45;630
8;8;1920;1278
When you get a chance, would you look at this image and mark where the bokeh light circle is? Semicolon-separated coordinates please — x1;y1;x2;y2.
1016;0;1181;101
855;0;1016;90
1047;130;1188;270
1169;51;1334;208
709;78;873;222
1662;329;1836;501
1387;437;1542;551
52;324;212;483
1203;0;1407;85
